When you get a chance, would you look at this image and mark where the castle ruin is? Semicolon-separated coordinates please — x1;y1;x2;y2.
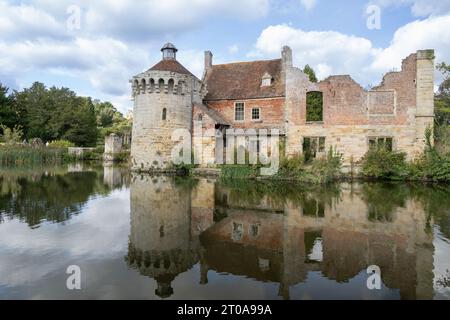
130;43;435;171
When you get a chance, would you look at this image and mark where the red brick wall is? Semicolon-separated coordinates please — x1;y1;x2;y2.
290;54;417;127
205;97;285;130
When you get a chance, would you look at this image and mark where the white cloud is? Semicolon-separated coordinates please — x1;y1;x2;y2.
0;37;149;97
371;0;450;17
252;24;378;84
300;0;317;11
251;14;450;86
228;44;239;55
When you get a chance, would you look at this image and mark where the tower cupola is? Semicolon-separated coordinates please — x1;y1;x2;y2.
161;42;178;60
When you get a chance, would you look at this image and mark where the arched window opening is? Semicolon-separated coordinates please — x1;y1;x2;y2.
198;114;203;121
158;79;165;92
306;91;323;122
162;108;167;121
134;79;139;94
141;78;146;93
168;79;174;93
150;78;155;92
177;81;183;95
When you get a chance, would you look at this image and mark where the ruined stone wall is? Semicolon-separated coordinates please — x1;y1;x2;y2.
130;71;204;171
285;50;435;165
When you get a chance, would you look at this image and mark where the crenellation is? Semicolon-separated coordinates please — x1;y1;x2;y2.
131;43;435;171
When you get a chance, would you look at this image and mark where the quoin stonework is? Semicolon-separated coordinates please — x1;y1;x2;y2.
130;43;435;171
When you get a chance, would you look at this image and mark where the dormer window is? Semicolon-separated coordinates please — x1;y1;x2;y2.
261;72;272;86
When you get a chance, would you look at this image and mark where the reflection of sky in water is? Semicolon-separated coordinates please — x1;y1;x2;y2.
0;170;449;300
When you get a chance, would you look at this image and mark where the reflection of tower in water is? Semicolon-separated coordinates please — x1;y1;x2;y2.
126;175;197;298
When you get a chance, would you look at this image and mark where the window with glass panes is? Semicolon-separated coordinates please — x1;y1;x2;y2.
252;108;260;120
235;102;244;121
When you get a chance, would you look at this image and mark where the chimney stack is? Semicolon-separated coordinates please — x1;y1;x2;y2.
205;51;213;70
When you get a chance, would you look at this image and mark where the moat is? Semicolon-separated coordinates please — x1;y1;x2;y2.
0;164;449;300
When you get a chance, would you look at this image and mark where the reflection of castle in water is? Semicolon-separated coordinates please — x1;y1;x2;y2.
127;177;434;300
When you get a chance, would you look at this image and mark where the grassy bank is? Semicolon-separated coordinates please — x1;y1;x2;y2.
0;145;70;166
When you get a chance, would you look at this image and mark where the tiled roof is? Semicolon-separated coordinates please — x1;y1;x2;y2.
194;104;230;125
148;59;194;76
204;59;285;101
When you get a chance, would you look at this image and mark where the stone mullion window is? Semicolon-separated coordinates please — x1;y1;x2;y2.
368;137;393;151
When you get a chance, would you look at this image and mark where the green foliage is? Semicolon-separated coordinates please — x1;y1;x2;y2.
361;148;409;180
220;165;259;180
435;62;450;153
0;124;23;144
310;147;342;183
0;146;68;166
93;100;132;145
303;65;318;83
47;140;75;148
306;91;323;122
10;82;98;147
0;83;17;129
112;151;130;163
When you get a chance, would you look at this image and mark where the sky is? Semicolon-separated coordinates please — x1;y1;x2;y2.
1;0;450;114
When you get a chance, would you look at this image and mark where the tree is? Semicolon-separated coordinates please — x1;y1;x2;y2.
10;82;98;146
435;62;450;126
61;97;98;147
303;65;318;83
0;83;17;130
435;62;450;154
0;124;23;144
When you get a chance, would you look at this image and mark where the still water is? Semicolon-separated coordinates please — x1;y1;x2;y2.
0;164;449;300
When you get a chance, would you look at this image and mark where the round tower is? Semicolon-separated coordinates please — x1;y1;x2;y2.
130;43;206;171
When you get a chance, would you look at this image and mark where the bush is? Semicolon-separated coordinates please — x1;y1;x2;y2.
0;145;67;166
48;140;75;148
220;165;259;180
361;148;409;180
310;148;342;183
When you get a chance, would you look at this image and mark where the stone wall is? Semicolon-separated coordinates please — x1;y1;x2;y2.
130;70;205;171
285;50;435;165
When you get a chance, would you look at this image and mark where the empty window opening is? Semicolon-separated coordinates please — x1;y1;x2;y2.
158;79;164;92
369;137;393;151
303;136;325;162
168;79;174;93
235;102;244;121
162;108;167;121
150;78;155;91
306;91;323;122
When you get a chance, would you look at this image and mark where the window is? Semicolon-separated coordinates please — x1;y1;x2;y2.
198;114;203;121
368;137;393;151
306;91;323;122
261;78;272;86
303;137;326;162
261;72;272;86
235;102;244;121
162;108;167;120
251;108;260;120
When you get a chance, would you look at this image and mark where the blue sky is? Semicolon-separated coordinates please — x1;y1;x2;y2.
1;0;450;113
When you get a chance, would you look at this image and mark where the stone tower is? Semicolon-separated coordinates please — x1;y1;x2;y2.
130;43;206;171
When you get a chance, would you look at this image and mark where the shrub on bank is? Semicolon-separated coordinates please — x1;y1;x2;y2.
47;140;75;148
361;148;409;180
0;145;68;166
